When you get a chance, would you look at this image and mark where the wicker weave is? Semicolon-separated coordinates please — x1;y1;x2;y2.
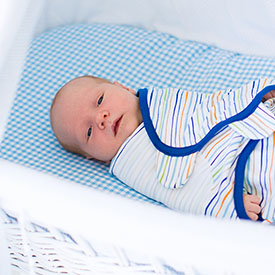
1;208;197;275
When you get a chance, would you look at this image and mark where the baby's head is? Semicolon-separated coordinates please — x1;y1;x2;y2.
50;76;142;163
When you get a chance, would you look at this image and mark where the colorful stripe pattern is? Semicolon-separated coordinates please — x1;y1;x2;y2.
145;79;275;189
110;79;275;221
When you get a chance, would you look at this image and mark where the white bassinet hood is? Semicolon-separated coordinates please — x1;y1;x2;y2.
0;1;275;274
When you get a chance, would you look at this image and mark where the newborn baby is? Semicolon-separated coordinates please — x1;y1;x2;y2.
50;75;275;222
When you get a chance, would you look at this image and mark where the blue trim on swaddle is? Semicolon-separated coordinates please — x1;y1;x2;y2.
138;84;275;220
233;139;263;221
138;85;275;157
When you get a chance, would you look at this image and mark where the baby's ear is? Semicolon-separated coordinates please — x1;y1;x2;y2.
113;81;136;95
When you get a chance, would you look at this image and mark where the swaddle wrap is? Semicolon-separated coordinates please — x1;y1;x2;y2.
110;78;275;221
138;78;275;189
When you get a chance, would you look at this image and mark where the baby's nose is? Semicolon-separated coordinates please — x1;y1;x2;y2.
96;111;109;129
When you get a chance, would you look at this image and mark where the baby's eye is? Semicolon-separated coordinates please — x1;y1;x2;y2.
87;126;92;139
97;95;103;106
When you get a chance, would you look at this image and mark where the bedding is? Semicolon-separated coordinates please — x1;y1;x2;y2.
0;23;275;207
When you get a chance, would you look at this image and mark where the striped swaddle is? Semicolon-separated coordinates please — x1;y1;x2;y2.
110;79;275;222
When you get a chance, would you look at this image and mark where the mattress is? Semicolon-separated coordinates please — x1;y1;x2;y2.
0;22;275;205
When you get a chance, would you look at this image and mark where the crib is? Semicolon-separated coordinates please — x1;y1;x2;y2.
1;0;275;274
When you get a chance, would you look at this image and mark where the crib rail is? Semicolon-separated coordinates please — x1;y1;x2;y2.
1;208;196;274
1;159;275;274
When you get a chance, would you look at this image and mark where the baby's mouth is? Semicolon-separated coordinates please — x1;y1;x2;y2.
113;115;123;136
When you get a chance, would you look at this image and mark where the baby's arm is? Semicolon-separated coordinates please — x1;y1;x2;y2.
243;194;261;221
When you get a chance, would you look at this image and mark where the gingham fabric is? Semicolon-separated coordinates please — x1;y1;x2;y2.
0;23;275;205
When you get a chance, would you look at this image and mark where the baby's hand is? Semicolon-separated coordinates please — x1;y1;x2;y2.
262;89;275;102
243;194;261;221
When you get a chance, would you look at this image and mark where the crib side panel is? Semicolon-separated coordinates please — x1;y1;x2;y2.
1;159;275;274
0;0;44;138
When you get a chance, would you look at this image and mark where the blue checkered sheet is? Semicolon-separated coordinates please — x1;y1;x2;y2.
0;23;275;205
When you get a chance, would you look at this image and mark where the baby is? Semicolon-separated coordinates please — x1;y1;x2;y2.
50;75;275;222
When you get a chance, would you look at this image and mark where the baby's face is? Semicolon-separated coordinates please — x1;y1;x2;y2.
53;77;142;162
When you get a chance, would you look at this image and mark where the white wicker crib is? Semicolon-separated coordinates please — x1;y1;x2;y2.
1;1;275;274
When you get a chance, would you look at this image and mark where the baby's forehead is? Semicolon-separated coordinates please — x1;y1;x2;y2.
58;79;86;99
65;77;99;94
57;77;108;109
59;79;101;110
